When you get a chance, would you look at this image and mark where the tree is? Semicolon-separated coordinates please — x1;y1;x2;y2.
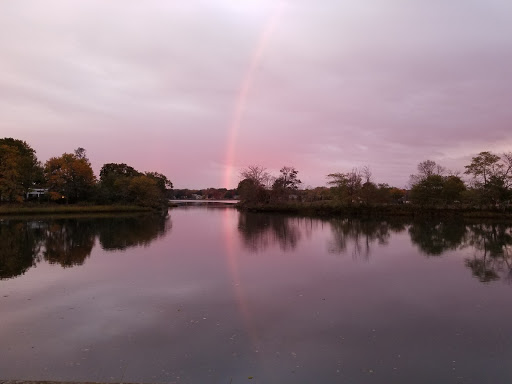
240;165;272;188
44;148;96;203
238;165;272;204
327;169;363;203
100;163;141;180
409;160;465;206
0;145;23;202
464;151;503;187
464;151;512;205
409;159;445;186
272;166;302;200
128;175;163;207
237;178;268;204
442;175;466;203
97;163;142;203
409;174;445;205
145;171;173;193
0;138;43;202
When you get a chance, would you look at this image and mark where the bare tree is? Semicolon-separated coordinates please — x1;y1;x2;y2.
239;165;272;188
502;152;512;188
361;165;372;184
410;160;445;186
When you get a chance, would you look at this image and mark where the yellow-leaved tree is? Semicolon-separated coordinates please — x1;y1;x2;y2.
44;148;96;203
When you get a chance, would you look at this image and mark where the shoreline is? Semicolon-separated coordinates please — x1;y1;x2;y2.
237;201;512;220
0;204;152;216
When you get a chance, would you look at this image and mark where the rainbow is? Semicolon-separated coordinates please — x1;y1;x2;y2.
223;2;286;188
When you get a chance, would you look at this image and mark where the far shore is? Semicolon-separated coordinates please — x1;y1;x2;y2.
0;204;152;216
237;201;512;220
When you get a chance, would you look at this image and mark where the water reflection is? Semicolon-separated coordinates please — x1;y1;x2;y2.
328;218;406;259
0;213;171;280
97;215;170;250
44;220;96;268
237;212;310;252
464;223;512;283
0;221;44;280
409;220;512;283
237;212;512;284
409;220;468;256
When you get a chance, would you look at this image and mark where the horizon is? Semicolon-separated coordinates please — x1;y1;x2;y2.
2;0;512;189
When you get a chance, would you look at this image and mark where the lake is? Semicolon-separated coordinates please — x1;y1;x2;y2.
1;206;512;383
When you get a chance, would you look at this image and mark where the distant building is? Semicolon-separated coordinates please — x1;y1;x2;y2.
26;188;48;199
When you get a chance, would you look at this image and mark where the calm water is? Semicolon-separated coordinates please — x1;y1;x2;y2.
1;206;512;383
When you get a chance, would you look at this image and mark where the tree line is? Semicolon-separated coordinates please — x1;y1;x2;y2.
238;150;512;207
2;136;511;208
0;138;172;207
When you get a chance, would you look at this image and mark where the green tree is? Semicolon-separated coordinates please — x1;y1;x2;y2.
442;175;466;203
97;163;141;203
128;175;163;207
145;171;173;193
409;174;444;205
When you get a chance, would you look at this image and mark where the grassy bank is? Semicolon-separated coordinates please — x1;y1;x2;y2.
0;204;152;216
238;201;512;220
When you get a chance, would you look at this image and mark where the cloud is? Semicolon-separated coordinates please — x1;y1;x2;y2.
1;0;512;187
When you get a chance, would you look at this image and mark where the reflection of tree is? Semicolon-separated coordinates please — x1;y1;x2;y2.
464;223;512;283
328;218;405;259
0;213;172;279
97;213;171;250
409;220;467;256
0;220;44;279
238;212;307;252
408;219;512;284
43;219;96;268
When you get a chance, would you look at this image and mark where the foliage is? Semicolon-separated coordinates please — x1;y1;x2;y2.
0;138;43;202
238;178;268;204
128;175;164;207
271;166;302;201
327;169;363;203
238;165;272;204
97;163;172;207
409;160;465;205
464;151;512;205
44;148;96;203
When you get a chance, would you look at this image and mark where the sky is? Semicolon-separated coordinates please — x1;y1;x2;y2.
1;0;512;189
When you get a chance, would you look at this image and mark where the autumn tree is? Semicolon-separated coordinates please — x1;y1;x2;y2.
44;148;96;203
0;138;43;202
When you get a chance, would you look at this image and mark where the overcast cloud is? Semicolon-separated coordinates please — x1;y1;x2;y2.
1;0;512;188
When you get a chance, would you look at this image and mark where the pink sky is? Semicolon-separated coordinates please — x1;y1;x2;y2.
1;0;512;189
